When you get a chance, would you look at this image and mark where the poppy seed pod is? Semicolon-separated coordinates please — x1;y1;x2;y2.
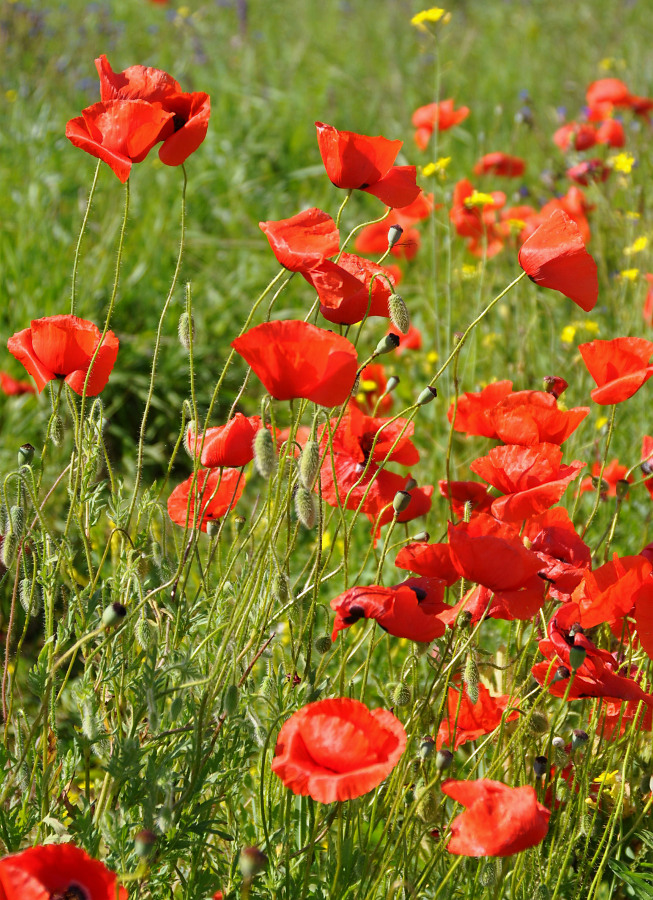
102;601;127;627
389;293;410;334
571;728;589;751
393;490;412;514
412;531;430;542
374;333;401;356
417;385;437;406
419;736;436;759
533;756;548;778
436;748;454;771
568;645;586;671
17;443;35;467
388;224;404;249
239;847;268;879
254;427;277;478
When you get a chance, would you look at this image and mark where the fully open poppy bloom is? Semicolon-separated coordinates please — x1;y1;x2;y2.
0;843;127;899
315;122;420;208
553;122;597;152
271;697;406;803
489;390;589;446
330;578;447;643
232;320;358;407
579;337;653;405
66;99;174;182
322;403;419;467
303;254;395;325
436;682;520;750
442;779;550;857
8;315;119;397
447;380;514;439
411;99;470;150
395;540;460;586
586;78;633;112
167;468;245;532
470;443;585;522
531;602;653;705
0;371;35;395
518;209;598;312
580;459;632;498
570;554;653;629
95;55;210;166
186;413;262;468
259;208;340;272
596;118;626;148
473;153;526;178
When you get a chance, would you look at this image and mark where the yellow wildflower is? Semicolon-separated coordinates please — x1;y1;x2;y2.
561;325;577;344
625;211;641;221
465;191;495;208
583;320;600;334
624;235;648;255
411;7;451;30
596;416;608;431
620;268;639;281
611;152;636;174
422;156;451;178
426;350;439;364
482;333;499;349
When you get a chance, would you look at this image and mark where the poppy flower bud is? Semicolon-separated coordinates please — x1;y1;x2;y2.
177;312;194;351
51;415;64;447
102;601;127;627
239;846;267;879
253;427;277;478
568;645;586;671
479;860;499;888
463;652;479;704
543;375;568;399
135;829;156;857
17;443;35;467
389;293;410;334
529;711;549;735
552;665;570;683
314;635;332;655
388;224;404;249
533;756;548;778
1;533;17;569
416;385;437;406
417;787;437;822
271;571;289;603
392;683;412;707
393;490;412;514
374;333;401;357
435;748;453;771
463;500;473;523
9;506;24;537
571;729;589;751
299;440;321;491
224;684;239;716
419;735;435;759
135;616;153;651
412;531;430;542
616;479;630;500
295;486;317;529
19;578;40;617
591;475;609;493
260;674;275;699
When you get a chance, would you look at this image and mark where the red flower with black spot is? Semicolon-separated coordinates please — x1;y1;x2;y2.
523;507;591;602
8;315;119;397
271;698;406;803
259;208;340;272
232;320;358;407
442;779;550;857
553;122;597;152
579;337;653;405
0;843;127;899
315;122;420;208
518;209;598;312
167;468;245;532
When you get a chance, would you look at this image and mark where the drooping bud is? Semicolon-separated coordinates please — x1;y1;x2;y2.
178;311;194;351
102;601;127;628
463;500;473;523
224;684;239;716
17;443;35;467
374;333;400;356
9;506;24;537
271;571;289;604
552;665;570;683
479;860;499;888
529;711;549;735
314;635;332;655
253;427;277;479
295;486;317;529
393;491;412;515
387;224;403;249
388;293;410;334
416;386;437;406
392;683;411;707
1;533;17;569
417;787;437;822
135;616;154;650
299;440;320;491
463;651;479;705
206;519;220;538
435;748;454;771
19;578;41;617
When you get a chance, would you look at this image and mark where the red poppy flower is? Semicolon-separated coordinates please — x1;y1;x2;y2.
579;337;653;405
395;540;459;586
586;78;632;111
580;459;632;498
473;153;526;178
642;435;653;499
330;577;447;643
553;122;597;152
449;179;505;258
438;480;494;518
186;413;262;468
566;158;611;186
436;682;520;750
411;99;470;150
523;507;591;601
0;843;127;900
489;390;589;446
442;779;550;857
303;254;395;325
470;443;585;522
259;208;340;272
315;122;420;208
8;315;119;397
232;320;358;407
271;697;406;803
596;697;653;741
643;274;653;326
167;468;245;532
0;371;35;395
351;363;393;415
518;209;598;312
66;99;174;182
571;554;652;629
323;403;419;467
536;187;593;246
596;118;626;148
447;380;514;439
95;55;210;166
446;579;545;623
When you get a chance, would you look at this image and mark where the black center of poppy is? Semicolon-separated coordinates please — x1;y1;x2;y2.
50;886;89;900
409;586;427;602
172;113;187;132
359;182;370;189
343;604;366;625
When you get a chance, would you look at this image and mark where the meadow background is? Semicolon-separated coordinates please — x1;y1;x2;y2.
1;0;653;898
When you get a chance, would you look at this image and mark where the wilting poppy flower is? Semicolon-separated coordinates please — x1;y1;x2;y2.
436;682;520;750
304;254;395;325
66;99;174;182
519;209;598;312
315;122;420;208
470;443;585;522
8;315;119;397
580;459;632;498
523;507;591;601
0;371;35;395
579;336;653;405
186;413;262;468
232;320;358;407
473;153;526;178
447;380;514;439
271;697;406;803
167;468;245;532
95;55;210;166
596;118;626;148
259;208;340;272
0;843;128;899
553;122;597;152
412;99;470;150
330;578;447;643
567;158;611;186
442;779;550;857
489;390;589;446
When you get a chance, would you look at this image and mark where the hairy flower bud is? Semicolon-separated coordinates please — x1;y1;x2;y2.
9;506;24;537
295;486;317;529
392;683;411;707
224;684;239;717
463;651;479;705
177;311;195;350
299;440;320;491
50;415;64;447
389;293;410;334
17;443;35;467
253;427;277;479
314;635;332;655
